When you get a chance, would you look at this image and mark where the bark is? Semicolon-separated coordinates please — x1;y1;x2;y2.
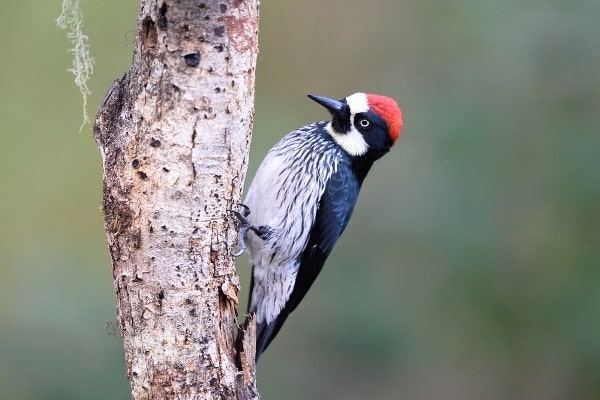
93;1;260;399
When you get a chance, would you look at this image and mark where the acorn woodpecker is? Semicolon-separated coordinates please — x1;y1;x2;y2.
234;92;403;361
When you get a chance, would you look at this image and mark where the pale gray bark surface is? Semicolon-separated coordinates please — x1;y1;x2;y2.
93;1;260;398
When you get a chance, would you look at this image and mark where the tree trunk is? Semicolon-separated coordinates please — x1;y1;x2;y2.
93;1;260;399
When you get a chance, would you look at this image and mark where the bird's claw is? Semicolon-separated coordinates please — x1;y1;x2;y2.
237;203;251;218
229;204;252;257
229;204;274;257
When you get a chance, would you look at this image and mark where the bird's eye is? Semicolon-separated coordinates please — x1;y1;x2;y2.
358;118;371;128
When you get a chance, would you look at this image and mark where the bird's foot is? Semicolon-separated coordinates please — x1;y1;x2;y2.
229;204;273;257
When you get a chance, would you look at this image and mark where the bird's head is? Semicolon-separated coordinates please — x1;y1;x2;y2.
308;92;403;159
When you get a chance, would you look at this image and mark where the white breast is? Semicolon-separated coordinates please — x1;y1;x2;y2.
242;124;341;323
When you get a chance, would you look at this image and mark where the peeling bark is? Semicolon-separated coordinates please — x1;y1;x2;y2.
93;1;260;398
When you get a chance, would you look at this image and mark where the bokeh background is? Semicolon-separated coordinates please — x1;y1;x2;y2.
1;0;599;399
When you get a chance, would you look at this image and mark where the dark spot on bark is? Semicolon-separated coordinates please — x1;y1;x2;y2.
185;298;193;305
183;24;189;31
214;43;224;52
210;378;217;386
199;3;206;8
231;80;235;87
94;77;126;149
137;171;148;180
204;15;210;20
174;363;185;372
149;225;154;233
150;138;161;147
132;229;141;248
189;308;197;317
132;275;143;282
220;4;227;13
141;17;157;51
157;3;168;30
132;159;140;168
162;167;170;172
214;25;225;37
182;51;200;67
158;290;165;300
199;35;205;42
214;87;221;93
161;225;167;230
193;227;199;234
210;250;218;266
207;67;213;73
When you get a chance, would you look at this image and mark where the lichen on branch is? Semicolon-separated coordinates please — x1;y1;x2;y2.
57;0;94;131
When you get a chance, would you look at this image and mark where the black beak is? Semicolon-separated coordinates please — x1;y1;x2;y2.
308;94;344;114
307;94;351;132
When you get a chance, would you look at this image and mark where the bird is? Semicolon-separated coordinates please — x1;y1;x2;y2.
233;92;403;361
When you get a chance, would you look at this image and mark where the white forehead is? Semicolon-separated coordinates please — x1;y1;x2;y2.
345;93;369;115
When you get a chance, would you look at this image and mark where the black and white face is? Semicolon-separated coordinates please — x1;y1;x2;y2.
325;93;394;158
325;93;370;156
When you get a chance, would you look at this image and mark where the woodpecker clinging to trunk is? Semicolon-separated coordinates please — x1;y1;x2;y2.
234;92;403;361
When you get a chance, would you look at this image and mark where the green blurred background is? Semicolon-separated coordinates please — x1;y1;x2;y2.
1;0;599;399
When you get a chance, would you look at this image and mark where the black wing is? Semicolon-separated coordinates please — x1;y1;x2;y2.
253;164;361;360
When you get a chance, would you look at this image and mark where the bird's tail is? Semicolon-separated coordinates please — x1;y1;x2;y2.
246;265;292;362
254;312;289;362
